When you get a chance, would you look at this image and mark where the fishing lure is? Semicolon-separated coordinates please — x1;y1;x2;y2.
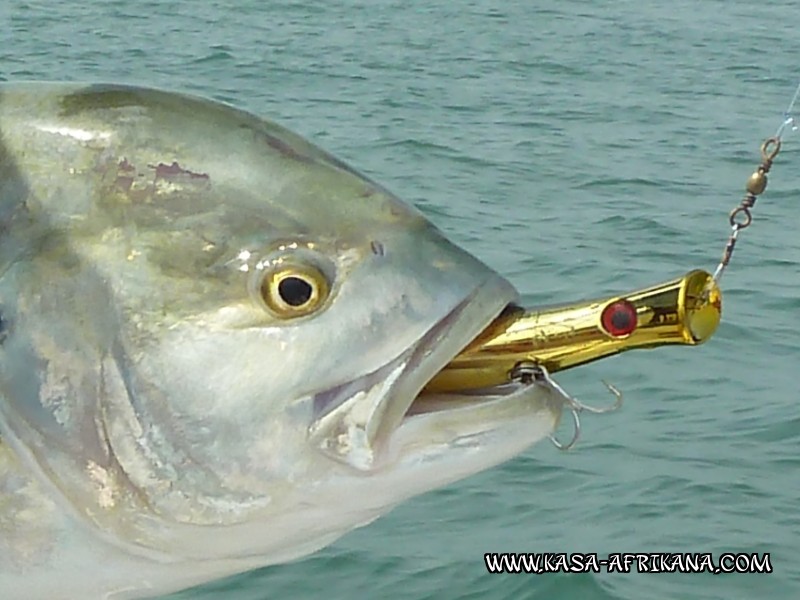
433;80;800;448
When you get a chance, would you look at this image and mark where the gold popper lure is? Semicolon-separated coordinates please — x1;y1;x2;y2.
431;84;799;449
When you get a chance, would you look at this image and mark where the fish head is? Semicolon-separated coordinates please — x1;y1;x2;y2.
0;84;564;570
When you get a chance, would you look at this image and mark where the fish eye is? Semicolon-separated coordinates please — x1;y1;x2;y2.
260;263;330;318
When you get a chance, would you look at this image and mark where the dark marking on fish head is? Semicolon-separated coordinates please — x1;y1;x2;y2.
114;175;134;192
0;310;8;345
59;84;150;117
370;240;385;256
149;161;210;182
0;88;39;274
241;124;316;165
113;159;136;192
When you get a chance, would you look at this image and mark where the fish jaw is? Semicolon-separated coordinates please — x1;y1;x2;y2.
305;286;503;471
305;284;566;475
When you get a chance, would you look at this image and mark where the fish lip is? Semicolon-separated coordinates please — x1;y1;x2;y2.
307;277;517;471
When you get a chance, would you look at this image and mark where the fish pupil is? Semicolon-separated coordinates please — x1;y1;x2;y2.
279;276;313;306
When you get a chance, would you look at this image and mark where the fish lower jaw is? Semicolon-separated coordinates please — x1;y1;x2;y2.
398;379;564;448
407;381;530;417
380;383;563;492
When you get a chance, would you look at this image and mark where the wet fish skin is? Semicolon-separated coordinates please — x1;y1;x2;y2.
0;83;563;599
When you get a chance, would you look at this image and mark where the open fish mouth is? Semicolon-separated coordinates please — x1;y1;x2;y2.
308;269;723;470
307;282;522;471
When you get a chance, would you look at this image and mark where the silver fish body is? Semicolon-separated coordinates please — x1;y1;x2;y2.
0;83;564;599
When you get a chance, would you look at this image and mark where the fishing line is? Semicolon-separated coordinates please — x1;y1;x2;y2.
775;79;800;139
711;78;800;283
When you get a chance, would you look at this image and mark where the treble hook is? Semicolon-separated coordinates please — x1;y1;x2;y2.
509;361;623;451
549;406;581;451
